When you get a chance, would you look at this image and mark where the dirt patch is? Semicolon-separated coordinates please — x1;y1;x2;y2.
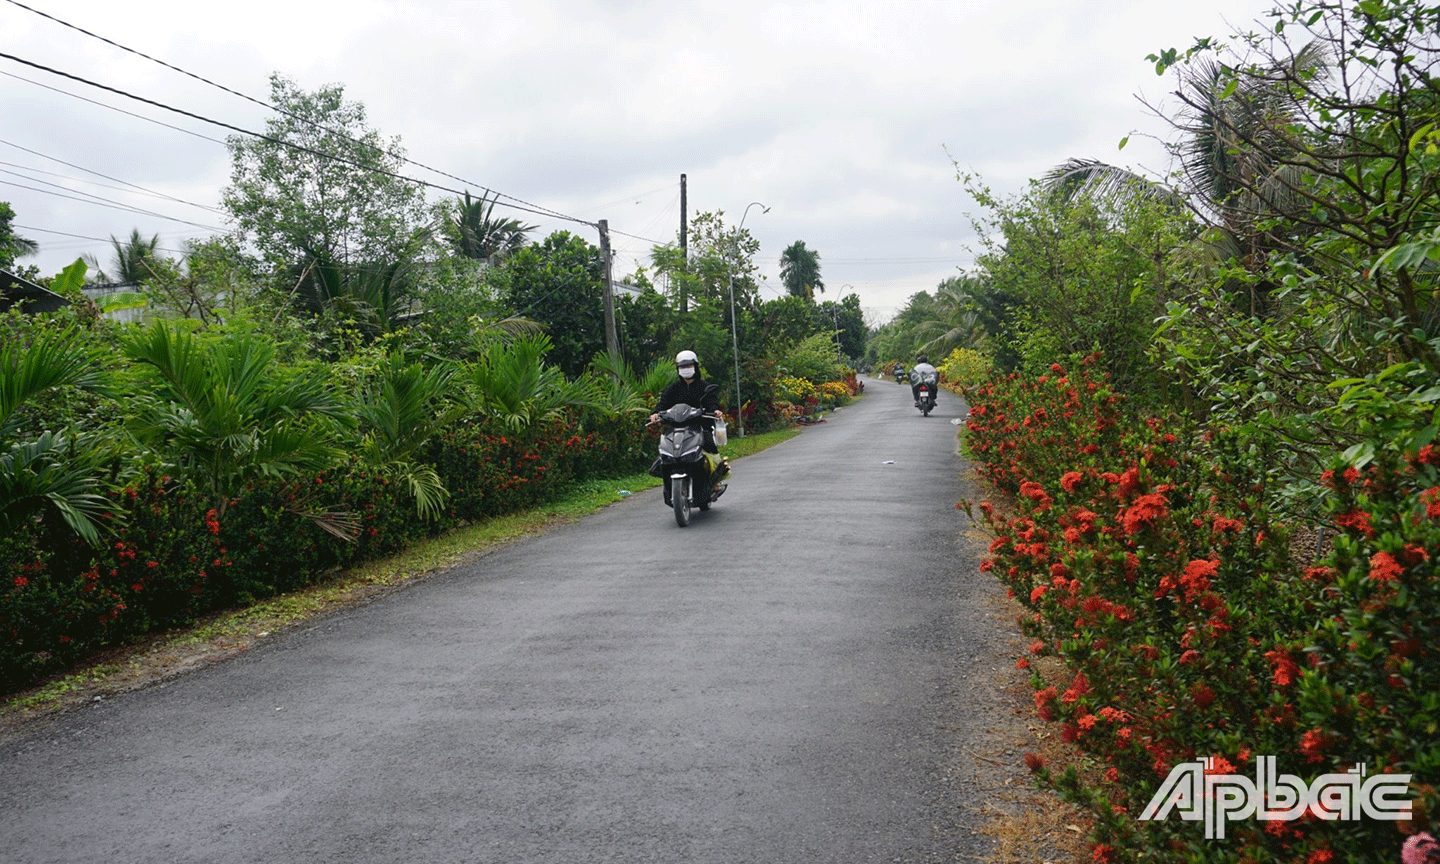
957;584;1094;864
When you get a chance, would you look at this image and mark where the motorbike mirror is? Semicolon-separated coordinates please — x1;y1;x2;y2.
703;383;719;397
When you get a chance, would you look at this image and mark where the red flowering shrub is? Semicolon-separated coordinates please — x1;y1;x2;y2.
0;467;226;689
963;356;1439;862
2;406;655;695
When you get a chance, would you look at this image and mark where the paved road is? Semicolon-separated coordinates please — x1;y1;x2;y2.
1;378;1020;864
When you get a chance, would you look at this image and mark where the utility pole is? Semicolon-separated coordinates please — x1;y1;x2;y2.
598;219;619;360
679;173;688;314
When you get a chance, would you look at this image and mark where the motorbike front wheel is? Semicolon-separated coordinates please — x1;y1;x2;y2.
673;475;691;527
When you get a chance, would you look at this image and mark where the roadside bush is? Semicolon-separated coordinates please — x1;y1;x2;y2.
937;348;991;391
963;356;1438;862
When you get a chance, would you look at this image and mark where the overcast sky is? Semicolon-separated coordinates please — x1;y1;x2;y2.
1;0;1281;322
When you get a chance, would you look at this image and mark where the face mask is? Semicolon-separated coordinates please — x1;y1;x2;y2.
678;366;696;379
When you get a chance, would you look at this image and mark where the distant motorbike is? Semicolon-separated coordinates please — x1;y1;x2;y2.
912;371;939;416
649;385;729;527
893;365;908;385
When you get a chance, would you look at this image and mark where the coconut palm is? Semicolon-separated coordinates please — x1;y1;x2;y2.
0;324;115;544
290;229;431;339
911;275;986;358
779;240;824;301
84;229;163;283
449;191;536;262
1042;42;1331;317
124;322;349;518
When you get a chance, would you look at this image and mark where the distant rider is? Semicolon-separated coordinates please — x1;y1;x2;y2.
908;355;939;406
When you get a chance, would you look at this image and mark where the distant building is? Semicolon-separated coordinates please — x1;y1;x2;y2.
0;268;69;314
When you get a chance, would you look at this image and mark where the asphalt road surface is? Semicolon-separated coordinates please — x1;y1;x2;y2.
1;378;1025;864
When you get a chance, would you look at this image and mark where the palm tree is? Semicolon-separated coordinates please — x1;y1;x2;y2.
124;322;349;518
779;240;824;301
0;325;116;544
85;229;163;283
290;228;431;340
449;191;536;262
351;353;460;520
911;275;986;359
0;201;38;270
1041;42;1331;316
462;334;597;433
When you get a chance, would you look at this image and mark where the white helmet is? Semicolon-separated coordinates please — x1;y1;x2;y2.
674;350;698;367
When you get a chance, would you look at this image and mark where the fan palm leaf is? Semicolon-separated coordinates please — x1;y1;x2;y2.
0;432;114;544
352;353;460;519
125;322;347;514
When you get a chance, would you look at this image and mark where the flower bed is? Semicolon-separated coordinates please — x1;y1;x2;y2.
963;355;1439;862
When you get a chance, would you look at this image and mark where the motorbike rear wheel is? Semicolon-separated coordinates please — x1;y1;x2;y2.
922;400;932;416
673;475;691;527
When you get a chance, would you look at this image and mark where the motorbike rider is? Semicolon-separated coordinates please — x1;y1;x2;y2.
648;350;727;504
909;354;939;406
649;350;723;431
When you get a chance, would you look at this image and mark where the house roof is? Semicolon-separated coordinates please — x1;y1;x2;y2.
1;268;70;314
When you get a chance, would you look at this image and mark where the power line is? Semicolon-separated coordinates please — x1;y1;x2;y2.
0;150;225;215
0;178;224;231
2;0;585;227
0;69;226;145
0;50;587;228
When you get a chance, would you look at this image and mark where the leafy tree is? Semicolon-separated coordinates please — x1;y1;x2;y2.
758;295;818;353
816;292;867;362
615;287;677;374
0;202;38;270
493;230;606;378
222;74;426;270
443;191;536;261
779;240;824;301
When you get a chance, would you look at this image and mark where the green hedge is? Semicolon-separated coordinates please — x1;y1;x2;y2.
0;408;650;694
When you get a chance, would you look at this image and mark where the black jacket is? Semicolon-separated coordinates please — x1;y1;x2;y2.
656;376;718;414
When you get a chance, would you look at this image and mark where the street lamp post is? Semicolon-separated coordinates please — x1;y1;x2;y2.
729;201;768;438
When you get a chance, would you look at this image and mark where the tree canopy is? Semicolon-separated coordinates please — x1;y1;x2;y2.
222;74;427;269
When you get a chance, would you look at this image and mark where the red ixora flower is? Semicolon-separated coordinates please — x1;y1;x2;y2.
1369;551;1404;583
1300;728;1329;762
12;576;27;588
1422;487;1440;520
1122;493;1168;535
1060;471;1084;493
1266;649;1300;687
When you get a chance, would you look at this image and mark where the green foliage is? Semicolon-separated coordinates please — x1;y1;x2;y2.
0;320;118;544
936;347;992;390
776;332;844;385
221;73;426;269
493;230;606;378
461;334;596;433
124;322;349;515
963;174;1185;399
0;201;38;270
441;190;535;261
